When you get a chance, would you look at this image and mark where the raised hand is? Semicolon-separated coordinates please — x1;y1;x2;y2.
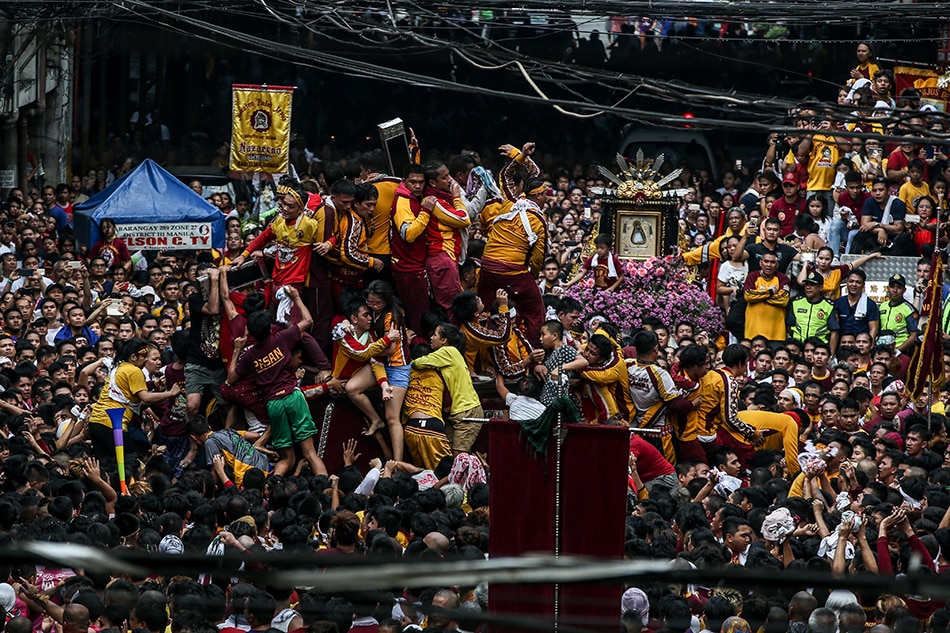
342;439;361;466
495;288;509;307
838;516;854;538
83;456;102;482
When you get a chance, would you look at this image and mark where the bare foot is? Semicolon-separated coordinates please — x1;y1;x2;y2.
363;419;385;436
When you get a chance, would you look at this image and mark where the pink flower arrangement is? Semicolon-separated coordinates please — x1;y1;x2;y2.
564;253;723;335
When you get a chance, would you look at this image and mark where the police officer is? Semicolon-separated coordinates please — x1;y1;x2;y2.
790;271;838;345
878;274;918;353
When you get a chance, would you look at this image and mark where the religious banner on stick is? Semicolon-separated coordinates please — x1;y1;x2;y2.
229;84;294;173
893;66;950;112
906;253;946;400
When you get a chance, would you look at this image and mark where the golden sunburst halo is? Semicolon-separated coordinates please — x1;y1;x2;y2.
598;150;683;201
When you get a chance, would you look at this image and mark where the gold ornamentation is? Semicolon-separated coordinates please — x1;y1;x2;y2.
596;149;683;201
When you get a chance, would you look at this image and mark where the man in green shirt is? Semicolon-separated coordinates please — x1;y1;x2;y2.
789;271;837;344
878;274;918;353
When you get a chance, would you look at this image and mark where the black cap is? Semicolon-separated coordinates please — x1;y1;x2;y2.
803;271;823;285
888;274;907;287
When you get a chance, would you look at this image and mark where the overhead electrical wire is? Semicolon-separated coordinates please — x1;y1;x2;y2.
6;0;950;25
114;0;950;144
8;543;946;633
15;0;945;142
237;0;941;112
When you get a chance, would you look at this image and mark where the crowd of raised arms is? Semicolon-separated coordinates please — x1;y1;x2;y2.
0;40;948;633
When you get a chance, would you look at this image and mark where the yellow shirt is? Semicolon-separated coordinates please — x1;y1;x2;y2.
412;346;480;414
820;265;851;300
806;134;839;192
89;362;147;431
788;470;840;498
681;227;741;267
744;273;790;341
152;302;185;321
481;203;547;276
366;177;400;256
402;367;445;422
898;180;931;212
580;353;634;423
697;370;725;437
461;309;511;371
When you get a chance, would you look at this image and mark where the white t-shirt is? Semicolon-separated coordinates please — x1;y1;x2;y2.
717;260;748;300
814;216;832;245
45;325;63;345
506;393;547;421
411;470;439;490
833;170;849;192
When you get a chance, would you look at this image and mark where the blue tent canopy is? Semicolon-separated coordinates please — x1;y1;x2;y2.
74;159;226;250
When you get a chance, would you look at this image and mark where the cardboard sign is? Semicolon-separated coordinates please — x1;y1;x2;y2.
116;222;213;249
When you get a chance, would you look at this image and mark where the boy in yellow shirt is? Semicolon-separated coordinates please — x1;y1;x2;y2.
898;159;931;211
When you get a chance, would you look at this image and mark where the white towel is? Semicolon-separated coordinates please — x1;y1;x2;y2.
591;252;618;279
846;77;871;103
493;198;540;246
898;486;922;510
854;293;869;320
275;286;293;324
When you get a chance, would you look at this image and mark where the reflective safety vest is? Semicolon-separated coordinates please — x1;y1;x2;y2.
878;299;917;346
789;296;835;343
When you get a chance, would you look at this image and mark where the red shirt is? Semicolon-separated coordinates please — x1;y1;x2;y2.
887;148;928;183
630;434;674;482
583;252;623;289
390;182;428;273
810;370;833;392
90;238;132;268
769;196;805;235
837;190;871;221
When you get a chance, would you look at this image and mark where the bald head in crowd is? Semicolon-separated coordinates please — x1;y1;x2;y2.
5;617;33;633
808;608;838;633
63;604;90;633
789;592;817;623
429;589;461;631
424;531;450;555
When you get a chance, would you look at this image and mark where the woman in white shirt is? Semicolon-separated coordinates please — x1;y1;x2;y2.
716;235;748;311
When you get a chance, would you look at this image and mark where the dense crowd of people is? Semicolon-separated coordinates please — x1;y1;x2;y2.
0;40;949;633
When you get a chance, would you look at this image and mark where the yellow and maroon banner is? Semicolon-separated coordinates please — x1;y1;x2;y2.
894;66;950;112
229;84;294;173
906;253;946;401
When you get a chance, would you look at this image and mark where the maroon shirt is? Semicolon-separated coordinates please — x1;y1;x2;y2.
769;196;806;235
810;369;833;392
90;237;132;268
235;326;302;401
837;190;871;221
